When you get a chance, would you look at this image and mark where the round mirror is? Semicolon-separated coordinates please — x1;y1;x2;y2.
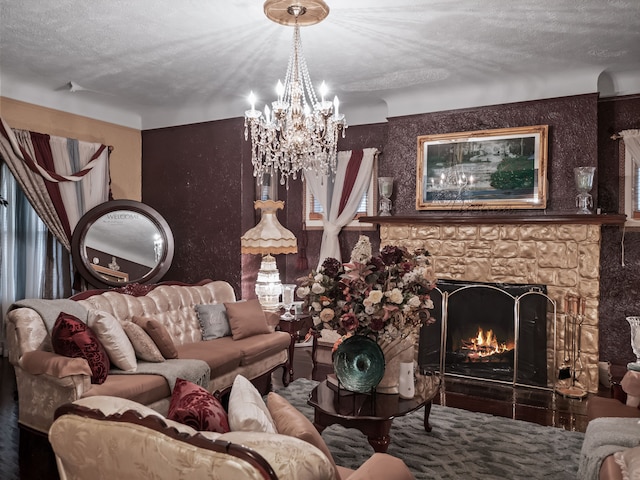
71;200;175;289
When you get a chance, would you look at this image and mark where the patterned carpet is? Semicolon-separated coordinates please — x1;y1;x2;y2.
276;378;585;480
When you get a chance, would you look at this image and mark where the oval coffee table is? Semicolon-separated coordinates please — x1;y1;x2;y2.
308;379;434;453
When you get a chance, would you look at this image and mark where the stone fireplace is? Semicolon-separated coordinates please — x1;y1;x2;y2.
365;213;625;393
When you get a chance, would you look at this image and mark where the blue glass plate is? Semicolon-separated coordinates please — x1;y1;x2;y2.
333;335;385;393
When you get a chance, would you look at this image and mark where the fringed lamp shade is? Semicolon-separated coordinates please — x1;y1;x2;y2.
241;200;297;311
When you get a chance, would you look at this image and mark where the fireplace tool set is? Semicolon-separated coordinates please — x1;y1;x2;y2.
555;294;588;398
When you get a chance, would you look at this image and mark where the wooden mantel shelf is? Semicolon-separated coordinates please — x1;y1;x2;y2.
360;213;626;226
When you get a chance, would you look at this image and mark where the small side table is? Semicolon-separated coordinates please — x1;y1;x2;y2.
278;314;312;385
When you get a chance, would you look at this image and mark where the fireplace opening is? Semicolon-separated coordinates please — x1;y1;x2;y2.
419;279;549;388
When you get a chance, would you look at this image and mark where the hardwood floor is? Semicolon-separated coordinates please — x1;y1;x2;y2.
1;347;594;480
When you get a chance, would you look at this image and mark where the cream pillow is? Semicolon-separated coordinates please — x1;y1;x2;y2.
87;310;137;372
614;445;640;480
227;375;276;433
218;431;336;480
122;322;165;362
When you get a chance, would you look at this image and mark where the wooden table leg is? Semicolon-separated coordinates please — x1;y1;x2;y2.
424;401;433;432
367;434;391;453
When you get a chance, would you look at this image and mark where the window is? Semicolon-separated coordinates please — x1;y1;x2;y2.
303;172;378;230
622;137;640;226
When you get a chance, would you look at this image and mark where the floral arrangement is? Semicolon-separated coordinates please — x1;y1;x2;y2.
296;236;437;342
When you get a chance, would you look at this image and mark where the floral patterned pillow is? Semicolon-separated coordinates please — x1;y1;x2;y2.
167;378;230;433
51;312;110;384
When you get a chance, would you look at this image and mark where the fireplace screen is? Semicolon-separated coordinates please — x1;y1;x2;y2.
419;279;549;388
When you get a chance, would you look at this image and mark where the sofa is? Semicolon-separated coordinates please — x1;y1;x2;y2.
49;394;415;480
579;375;640;480
6;280;291;434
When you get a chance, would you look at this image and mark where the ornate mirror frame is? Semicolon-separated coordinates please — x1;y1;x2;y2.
71;200;175;289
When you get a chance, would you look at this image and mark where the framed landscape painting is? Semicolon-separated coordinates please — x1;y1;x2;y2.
416;125;548;210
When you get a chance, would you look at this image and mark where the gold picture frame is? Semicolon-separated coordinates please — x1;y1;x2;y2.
416;125;548;210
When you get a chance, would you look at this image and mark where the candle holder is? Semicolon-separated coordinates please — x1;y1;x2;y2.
574;167;595;214
378;177;394;216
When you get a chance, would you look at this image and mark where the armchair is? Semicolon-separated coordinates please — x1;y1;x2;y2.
49;396;414;480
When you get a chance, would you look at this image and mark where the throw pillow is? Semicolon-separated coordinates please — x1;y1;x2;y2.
122;322;165;362
132;316;178;359
167;378;230;433
87;310;137;372
195;304;231;340
51;312;110;384
266;392;339;476
224;299;271;340
615;445;640;480
227;374;276;433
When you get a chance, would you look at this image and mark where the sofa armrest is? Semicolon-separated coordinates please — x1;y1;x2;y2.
20;350;92;378
343;453;414;480
264;312;281;331
219;431;338;479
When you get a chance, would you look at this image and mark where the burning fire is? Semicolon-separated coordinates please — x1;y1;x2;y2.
462;327;513;361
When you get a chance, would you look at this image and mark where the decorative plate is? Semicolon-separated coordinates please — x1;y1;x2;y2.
333;335;385;393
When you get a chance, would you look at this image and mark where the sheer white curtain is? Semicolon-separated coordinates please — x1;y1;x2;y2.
621;130;640;166
0;164;68;355
304;148;377;267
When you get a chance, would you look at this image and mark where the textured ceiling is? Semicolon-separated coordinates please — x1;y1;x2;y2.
1;0;639;129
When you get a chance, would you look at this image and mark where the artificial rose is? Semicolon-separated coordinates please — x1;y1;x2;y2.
368;290;384;304
311;283;325;294
312;302;321;311
339;312;359;332
319;308;335;323
386;288;404;304
407;295;421;307
296;286;310;298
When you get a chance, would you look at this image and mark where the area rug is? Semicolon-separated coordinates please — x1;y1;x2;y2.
276;378;584;480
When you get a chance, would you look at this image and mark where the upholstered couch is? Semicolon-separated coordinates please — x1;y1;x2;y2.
6;280;291;434
579;377;640;480
49;395;415;480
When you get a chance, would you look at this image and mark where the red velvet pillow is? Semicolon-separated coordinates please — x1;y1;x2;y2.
51;312;110;384
167;378;230;433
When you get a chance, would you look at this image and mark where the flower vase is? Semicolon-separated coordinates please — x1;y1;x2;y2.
376;335;415;394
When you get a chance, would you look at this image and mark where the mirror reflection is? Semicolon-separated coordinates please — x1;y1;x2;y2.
83;210;164;283
72;200;174;289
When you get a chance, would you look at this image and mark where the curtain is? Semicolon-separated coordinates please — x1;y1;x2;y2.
304;148;377;267
621;130;640;167
0;119;110;355
0;118;109;249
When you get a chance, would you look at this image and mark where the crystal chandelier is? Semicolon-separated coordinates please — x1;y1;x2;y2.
244;0;346;188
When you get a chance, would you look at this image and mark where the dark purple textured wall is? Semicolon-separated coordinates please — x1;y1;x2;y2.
385;94;599;214
598;95;640;366
142;118;255;299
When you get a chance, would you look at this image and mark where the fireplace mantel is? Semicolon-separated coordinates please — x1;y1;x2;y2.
361;213;625;226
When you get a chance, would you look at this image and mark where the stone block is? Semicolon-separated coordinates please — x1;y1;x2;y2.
456;226;478;240
518;242;538;259
537;242;570;268
557;224;588;241
557;269;578;287
465;259;492;281
500;225;521;240
440;241;466;257
479;226;500;240
492;241;519;258
387;225;410;241
520;225;557;241
413;225;441;239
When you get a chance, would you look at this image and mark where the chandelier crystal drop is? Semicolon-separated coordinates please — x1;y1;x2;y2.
244;2;346;188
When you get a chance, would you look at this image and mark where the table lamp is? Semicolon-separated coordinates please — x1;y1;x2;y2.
241;200;297;311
